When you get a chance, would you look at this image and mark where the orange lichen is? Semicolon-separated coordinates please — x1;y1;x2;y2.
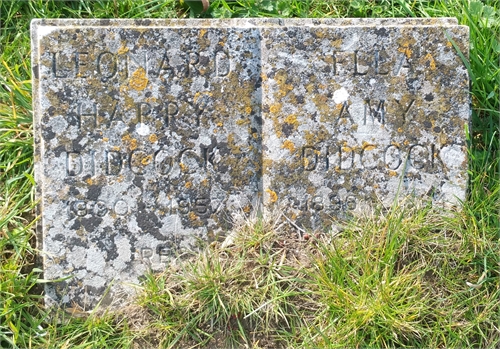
141;155;153;165
129;68;148;91
282;140;295;152
265;189;278;203
117;45;129;55
269;103;281;114
149;134;158;143
362;141;376;151
398;42;413;58
284;114;298;127
423;53;436;70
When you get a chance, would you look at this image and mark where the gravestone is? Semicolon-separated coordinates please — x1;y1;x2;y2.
32;18;469;309
260;21;469;229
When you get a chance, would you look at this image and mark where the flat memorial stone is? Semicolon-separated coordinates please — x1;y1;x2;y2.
32;18;469;309
32;19;263;308
261;23;469;230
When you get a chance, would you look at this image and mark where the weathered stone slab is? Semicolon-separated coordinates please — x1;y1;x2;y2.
261;24;469;229
32;19;469;308
32;19;263;308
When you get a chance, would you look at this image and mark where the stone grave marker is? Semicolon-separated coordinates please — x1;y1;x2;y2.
32;18;469;309
32;19;264;308
261;21;469;230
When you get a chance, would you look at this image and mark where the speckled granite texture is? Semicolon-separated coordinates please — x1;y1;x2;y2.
32;18;469;309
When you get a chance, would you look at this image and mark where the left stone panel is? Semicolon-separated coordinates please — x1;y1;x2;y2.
32;19;262;308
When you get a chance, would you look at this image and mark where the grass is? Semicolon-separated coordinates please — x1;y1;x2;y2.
0;0;499;348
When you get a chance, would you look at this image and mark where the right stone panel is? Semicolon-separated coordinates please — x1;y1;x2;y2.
261;25;469;230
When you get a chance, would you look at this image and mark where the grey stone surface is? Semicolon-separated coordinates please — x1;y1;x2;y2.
261;24;469;229
32;18;469;309
32;20;263;308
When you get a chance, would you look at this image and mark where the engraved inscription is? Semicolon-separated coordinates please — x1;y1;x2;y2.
63;146;221;178
49;48;231;80
289;192;358;213
300;142;448;172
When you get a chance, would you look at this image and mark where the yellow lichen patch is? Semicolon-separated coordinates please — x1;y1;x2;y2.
227;133;241;155
149;134;158;143
269;103;282;114
201;179;209;187
398;42;413;58
284;114;298;126
315;30;325;38
141;155;153;166
243;205;251;213
331;38;342;48
217;122;223;127
179;163;187;172
185;181;192;189
122;135;137;150
282;140;295;153
342;146;352;153
199;29;207;37
117;45;129;55
236;119;249;126
193;91;213;103
439;133;448;145
112;146;120;151
85;178;93;185
188;212;197;221
303;157;310;168
265;189;278;203
306;83;315;93
362;141;376;151
129;139;137;150
404;140;410;146
129;68;148;91
423;53;436;70
103;137;109;142
245;106;252;114
391;141;400;147
446;41;453;47
397;127;403;133
389;170;398;177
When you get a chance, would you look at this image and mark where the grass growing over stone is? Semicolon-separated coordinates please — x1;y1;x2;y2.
0;0;498;348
